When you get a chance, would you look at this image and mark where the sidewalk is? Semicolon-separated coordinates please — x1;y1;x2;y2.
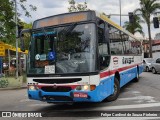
0;75;27;90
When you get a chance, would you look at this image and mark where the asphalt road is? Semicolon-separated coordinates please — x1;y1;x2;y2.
0;72;160;120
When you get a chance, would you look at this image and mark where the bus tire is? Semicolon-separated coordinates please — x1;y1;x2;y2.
134;68;139;82
106;77;120;102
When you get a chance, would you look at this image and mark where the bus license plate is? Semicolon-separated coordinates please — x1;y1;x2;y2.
73;92;88;98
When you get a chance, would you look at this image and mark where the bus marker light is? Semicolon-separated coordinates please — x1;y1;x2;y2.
90;85;96;91
73;92;88;98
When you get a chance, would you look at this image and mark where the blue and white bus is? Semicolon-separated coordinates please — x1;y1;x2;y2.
20;10;143;103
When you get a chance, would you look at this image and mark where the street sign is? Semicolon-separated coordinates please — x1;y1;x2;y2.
0;46;5;56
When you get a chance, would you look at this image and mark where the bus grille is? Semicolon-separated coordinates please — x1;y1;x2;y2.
41;86;72;92
43;95;73;101
33;78;81;84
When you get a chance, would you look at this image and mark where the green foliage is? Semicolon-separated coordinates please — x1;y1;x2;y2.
123;14;144;36
18;0;37;17
135;0;160;26
134;0;160;57
68;0;89;12
0;0;15;44
0;0;36;45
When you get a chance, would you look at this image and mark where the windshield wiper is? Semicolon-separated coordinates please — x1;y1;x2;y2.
58;23;77;36
57;23;77;42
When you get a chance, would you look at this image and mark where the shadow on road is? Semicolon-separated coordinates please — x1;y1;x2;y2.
36;102;108;117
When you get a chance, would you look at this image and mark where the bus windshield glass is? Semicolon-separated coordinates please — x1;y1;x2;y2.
28;23;97;74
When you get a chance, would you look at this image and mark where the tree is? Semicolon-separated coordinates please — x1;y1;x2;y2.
68;0;89;12
123;14;144;36
16;0;37;17
135;0;160;58
0;0;15;44
0;0;36;45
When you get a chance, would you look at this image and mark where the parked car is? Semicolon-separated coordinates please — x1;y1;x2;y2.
151;58;160;74
143;58;154;72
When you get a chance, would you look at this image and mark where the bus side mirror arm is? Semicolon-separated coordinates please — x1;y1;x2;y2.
20;29;31;52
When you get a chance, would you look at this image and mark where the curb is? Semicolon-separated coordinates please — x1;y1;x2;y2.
0;86;27;90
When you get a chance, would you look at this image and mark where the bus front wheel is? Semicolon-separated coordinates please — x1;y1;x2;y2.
106;78;120;102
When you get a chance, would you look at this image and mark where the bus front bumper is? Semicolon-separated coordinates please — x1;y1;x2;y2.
28;89;101;103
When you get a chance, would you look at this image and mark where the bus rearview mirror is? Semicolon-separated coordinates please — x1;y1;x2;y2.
20;29;31;52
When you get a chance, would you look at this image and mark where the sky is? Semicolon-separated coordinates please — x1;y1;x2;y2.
19;0;160;39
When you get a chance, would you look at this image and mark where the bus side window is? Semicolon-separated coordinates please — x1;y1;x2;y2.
98;20;109;70
109;26;123;55
131;41;142;55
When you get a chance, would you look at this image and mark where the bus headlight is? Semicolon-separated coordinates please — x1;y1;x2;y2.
75;85;96;91
82;85;89;91
28;85;38;91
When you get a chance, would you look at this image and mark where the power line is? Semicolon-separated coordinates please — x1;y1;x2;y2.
107;11;160;17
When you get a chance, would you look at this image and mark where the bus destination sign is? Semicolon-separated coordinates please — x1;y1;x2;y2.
33;12;93;29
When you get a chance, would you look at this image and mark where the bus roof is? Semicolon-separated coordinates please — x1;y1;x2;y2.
95;11;141;41
32;10;142;42
33;11;96;29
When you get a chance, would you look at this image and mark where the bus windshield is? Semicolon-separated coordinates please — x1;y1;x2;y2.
28;23;97;74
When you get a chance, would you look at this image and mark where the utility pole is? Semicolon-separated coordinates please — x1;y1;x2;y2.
14;0;18;79
119;0;121;26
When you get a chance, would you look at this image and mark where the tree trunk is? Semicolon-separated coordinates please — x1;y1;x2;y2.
147;22;152;58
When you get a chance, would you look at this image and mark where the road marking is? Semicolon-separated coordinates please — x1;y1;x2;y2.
119;96;154;100
20;99;33;102
118;96;157;103
131;91;141;94
29;103;49;107
97;103;160;110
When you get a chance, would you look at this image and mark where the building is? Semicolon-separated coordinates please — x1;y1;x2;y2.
0;41;28;75
154;33;160;40
152;40;160;59
142;39;149;58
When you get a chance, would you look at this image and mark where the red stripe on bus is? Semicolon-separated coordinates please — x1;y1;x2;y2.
100;63;142;79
